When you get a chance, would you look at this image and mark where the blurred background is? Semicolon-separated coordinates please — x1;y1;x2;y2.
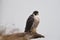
0;0;60;40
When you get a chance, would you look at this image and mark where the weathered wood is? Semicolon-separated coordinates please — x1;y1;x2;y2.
0;33;30;40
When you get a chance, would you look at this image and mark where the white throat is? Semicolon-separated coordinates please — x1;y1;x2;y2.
34;14;40;21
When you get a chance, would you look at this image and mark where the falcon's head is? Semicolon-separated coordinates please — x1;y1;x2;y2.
33;11;39;15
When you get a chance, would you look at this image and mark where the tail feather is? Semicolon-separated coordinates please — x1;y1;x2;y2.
31;33;45;39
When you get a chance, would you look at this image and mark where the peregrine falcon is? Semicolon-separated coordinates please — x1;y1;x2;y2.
25;11;40;33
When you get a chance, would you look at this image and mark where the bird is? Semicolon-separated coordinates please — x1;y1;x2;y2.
24;11;40;33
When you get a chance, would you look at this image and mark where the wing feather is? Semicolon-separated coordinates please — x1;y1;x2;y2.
25;15;34;32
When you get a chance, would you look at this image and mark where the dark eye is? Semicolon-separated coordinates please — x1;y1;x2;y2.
35;13;37;15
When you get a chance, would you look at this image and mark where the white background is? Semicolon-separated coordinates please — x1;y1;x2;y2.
0;0;60;40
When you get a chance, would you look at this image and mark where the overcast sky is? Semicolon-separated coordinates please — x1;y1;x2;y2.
0;0;60;40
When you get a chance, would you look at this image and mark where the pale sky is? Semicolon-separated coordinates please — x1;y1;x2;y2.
0;0;60;40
